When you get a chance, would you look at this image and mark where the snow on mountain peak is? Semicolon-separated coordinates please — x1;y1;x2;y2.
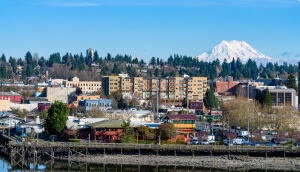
196;40;274;64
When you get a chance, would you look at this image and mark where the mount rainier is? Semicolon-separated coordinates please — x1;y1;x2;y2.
195;40;274;65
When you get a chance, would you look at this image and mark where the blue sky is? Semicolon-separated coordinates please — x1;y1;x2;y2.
0;0;299;62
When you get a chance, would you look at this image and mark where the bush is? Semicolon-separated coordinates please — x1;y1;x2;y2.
138;140;155;144
69;139;80;142
213;141;224;145
285;141;295;145
176;138;185;144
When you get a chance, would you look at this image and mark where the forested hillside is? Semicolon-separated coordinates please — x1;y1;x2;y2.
0;51;297;83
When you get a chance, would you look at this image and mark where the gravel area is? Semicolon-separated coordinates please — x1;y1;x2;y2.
65;154;300;171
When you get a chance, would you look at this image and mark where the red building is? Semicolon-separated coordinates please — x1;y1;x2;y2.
0;92;22;103
38;103;51;112
213;76;239;95
88;120;123;143
164;115;198;142
189;100;205;113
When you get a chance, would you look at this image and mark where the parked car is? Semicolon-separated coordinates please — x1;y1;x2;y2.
271;138;287;144
293;143;300;146
191;138;199;145
224;141;233;146
232;138;247;145
250;142;261;146
268;131;277;135
238;131;249;137
201;140;210;145
267;142;277;146
241;142;251;146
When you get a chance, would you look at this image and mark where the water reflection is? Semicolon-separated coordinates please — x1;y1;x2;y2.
0;154;295;172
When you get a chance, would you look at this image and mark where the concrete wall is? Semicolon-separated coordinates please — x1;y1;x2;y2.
0;99;10;112
46;87;76;104
11;103;37;111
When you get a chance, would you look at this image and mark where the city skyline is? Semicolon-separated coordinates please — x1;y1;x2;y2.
0;0;299;62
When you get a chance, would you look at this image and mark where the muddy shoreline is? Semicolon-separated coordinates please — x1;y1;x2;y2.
60;154;300;171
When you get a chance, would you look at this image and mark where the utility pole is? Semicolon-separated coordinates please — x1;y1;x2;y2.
156;78;159;121
248;119;250;142
247;82;249;99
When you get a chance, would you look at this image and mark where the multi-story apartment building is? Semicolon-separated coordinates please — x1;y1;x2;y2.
63;77;101;94
102;74;207;106
102;74;128;97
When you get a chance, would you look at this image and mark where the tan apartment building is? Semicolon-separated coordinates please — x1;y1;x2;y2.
63;77;101;94
102;74;207;106
102;74;129;97
68;94;101;107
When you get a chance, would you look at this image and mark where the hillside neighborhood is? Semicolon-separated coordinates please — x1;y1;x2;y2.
0;49;299;147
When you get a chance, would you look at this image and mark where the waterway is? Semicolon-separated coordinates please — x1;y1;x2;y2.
0;154;297;172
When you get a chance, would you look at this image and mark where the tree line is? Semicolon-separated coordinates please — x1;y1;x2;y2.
0;51;297;82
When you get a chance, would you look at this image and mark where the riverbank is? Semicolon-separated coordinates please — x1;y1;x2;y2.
67;155;300;171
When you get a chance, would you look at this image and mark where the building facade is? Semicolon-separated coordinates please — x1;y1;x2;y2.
164;115;198;142
0;92;22;103
64;77;101;94
102;74;207;106
78;99;113;114
253;87;297;107
89;120;123;142
68;94;101;107
0;99;10;112
46;87;76;104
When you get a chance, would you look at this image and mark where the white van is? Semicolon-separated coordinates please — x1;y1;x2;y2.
238;131;249;137
232;138;247;145
207;135;215;144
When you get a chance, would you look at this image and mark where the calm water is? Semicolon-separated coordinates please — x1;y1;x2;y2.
0;154;296;172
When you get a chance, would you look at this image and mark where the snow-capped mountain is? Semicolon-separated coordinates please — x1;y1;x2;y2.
196;40;274;64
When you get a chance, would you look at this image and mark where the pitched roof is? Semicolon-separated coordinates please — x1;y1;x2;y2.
165;115;198;120
88;120;123;128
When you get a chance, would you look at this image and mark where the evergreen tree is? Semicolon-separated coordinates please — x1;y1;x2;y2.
286;73;297;92
0;65;7;78
1;54;6;63
154;68;159;77
26;65;34;77
12;59;17;73
170;71;175;77
150;57;156;65
263;88;272;107
25;51;33;65
203;83;219;109
255;89;263;105
45;101;69;135
120;119;135;143
94;51;99;62
182;97;187;108
106;53;112;60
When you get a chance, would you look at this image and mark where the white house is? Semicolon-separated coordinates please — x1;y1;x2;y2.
16;116;44;134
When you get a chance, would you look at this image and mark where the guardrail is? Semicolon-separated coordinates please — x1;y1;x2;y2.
8;141;300;152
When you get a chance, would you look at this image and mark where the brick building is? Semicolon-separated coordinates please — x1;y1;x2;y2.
213;76;239;94
188;100;205;113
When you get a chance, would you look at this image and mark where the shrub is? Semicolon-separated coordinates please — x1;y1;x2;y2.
138;140;155;144
285;141;295;145
176;138;185;144
213;141;224;145
69;139;80;142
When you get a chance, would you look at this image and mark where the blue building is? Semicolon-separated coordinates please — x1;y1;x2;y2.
78;99;113;114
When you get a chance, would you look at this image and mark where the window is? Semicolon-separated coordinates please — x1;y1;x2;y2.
285;93;292;106
278;93;284;106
